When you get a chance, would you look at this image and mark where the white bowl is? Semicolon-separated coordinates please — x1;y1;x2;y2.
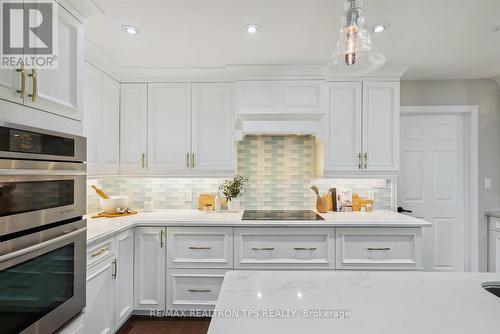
99;196;129;214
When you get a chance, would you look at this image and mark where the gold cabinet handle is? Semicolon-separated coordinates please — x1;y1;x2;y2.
191;152;195;168
186;152;190;169
160;229;165;248
112;259;117;279
91;247;109;258
140;153;146;169
188;246;211;250
363;153;368;169
293;247;317;251
358;153;362;170
188;288;211;293
28;69;37;102
251;247;275;251
367;247;391;251
16;65;25;98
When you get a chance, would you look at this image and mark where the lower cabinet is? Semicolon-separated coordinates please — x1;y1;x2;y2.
335;228;422;270
134;227;166;311
85;230;134;334
167;269;228;311
57;313;85;334
86;257;115;334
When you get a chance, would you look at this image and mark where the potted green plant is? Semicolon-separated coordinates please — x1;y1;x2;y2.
219;176;248;212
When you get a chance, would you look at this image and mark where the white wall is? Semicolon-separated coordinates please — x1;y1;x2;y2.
400;79;500;271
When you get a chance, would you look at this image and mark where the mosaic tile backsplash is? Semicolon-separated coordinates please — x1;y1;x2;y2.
87;136;393;213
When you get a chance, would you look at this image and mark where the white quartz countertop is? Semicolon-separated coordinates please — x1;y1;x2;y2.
208;271;500;334
86;209;431;243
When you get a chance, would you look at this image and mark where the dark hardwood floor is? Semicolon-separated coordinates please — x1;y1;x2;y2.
116;316;211;334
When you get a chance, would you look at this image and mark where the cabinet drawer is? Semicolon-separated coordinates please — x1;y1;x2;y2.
167;227;233;268
234;228;334;269
87;237;115;268
335;228;422;270
167;269;228;311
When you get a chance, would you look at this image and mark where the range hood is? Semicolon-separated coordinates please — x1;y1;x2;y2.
234;112;326;141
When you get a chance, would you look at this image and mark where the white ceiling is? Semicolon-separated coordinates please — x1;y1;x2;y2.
84;0;500;80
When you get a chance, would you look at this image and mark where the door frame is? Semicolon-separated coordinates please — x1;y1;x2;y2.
400;105;479;272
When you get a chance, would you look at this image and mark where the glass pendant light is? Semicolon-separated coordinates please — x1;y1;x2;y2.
325;0;385;76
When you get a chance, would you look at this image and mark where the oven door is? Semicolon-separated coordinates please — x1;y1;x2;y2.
0;160;86;237
0;219;86;334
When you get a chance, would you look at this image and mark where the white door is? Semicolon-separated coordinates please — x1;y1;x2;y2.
362;82;400;171
101;73;120;173
398;113;464;271
147;83;191;172
120;84;148;173
25;6;84;120
134;227;166;311
0;68;23;104
325;82;363;171
114;230;134;329
86;258;115;334
191;83;235;172
83;63;102;171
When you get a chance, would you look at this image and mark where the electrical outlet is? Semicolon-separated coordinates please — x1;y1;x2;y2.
185;191;192;202
484;178;492;189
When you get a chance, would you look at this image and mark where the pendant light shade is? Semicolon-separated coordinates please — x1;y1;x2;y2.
325;0;386;76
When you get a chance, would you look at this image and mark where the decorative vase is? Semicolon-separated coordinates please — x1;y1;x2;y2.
228;198;241;212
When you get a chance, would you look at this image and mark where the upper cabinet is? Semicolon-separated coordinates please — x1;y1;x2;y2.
83;62;120;176
325;81;400;174
0;4;84;121
121;82;235;176
235;81;326;114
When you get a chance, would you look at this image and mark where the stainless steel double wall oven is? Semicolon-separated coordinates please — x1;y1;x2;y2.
0;123;87;334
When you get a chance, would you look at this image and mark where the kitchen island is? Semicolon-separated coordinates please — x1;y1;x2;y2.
208;270;500;334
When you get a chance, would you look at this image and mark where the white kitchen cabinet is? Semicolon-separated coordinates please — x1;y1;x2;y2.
325;82;362;171
325;81;400;173
134;227;166;311
0;68;23;104
56;313;84;334
235;81;325;114
147;83;192;172
167;227;233;269
25;5;84;121
488;217;500;272
234;228;335;269
83;63;120;176
335;227;422;270
362;82;400;171
191;83;235;172
85;257;115;334
120;84;148;173
114;229;134;329
167;269;228;311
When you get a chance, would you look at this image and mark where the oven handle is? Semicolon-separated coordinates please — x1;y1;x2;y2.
0;227;86;263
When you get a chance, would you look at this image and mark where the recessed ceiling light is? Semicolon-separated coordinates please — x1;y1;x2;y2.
372;23;390;33
245;24;261;34
122;25;140;35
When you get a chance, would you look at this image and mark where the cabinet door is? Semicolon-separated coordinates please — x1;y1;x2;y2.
25;5;84;121
120;84;148;172
114;230;134;329
362;82;400;171
101;74;120;173
325;82;363;171
86;258;115;334
83;63;102;171
57;313;84;334
147;83;191;172
490;229;500;272
134;227;166;311
191;83;235;172
0;68;23;103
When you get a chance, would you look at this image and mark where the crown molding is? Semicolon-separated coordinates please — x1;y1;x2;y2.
84;39;122;81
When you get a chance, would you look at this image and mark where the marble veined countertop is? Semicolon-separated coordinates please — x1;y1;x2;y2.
208;270;500;334
86;209;431;244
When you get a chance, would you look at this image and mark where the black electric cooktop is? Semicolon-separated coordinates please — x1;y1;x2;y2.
242;210;325;221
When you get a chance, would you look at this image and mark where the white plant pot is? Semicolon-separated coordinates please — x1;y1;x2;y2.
227;198;241;212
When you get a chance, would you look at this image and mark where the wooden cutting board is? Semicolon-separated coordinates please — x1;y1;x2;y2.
91;210;138;219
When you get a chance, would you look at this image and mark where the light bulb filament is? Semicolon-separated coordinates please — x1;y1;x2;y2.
344;28;357;66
